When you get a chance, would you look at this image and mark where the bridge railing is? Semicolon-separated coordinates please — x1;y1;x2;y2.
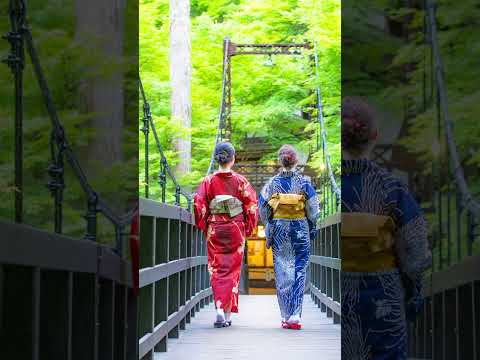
407;254;480;359
138;198;212;359
0;220;137;360
309;213;341;324
139;79;192;209
407;2;480;358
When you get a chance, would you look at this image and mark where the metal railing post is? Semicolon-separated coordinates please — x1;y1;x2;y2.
84;193;98;242
3;0;26;223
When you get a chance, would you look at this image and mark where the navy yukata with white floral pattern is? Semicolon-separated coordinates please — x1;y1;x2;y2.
259;170;319;320
341;159;431;360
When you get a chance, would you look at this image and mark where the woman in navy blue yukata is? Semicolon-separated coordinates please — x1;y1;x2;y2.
341;96;431;359
259;145;319;330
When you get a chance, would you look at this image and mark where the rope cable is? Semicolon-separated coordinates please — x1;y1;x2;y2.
139;78;192;201
8;0;136;238
313;41;341;203
206;39;230;175
426;0;480;217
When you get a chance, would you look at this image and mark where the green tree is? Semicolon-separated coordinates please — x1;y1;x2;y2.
139;0;340;202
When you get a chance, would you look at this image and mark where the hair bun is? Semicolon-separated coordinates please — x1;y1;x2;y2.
341;97;377;153
214;150;229;163
214;142;235;166
278;144;298;169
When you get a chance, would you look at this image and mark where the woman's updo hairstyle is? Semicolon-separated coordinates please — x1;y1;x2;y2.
214;141;235;166
342;96;378;155
278;144;298;169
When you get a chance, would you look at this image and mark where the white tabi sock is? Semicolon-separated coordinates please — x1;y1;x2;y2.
225;311;231;321
287;314;301;324
216;308;225;322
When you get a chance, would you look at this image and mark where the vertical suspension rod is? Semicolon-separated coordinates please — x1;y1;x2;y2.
4;0;26;223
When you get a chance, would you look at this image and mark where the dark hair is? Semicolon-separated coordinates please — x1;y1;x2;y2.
342;96;378;154
278;144;298;169
214;141;235;165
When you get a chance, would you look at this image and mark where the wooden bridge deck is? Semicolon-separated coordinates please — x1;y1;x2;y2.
155;295;341;360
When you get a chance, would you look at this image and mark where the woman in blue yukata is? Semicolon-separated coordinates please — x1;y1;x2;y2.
259;145;319;330
341;96;431;359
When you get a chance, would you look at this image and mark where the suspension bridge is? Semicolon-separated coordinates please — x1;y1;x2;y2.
138;37;341;359
1;1;479;360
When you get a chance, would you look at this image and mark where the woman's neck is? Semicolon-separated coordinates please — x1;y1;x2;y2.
218;166;231;172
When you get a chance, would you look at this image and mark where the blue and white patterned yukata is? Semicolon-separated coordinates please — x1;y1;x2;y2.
342;159;431;359
259;169;319;320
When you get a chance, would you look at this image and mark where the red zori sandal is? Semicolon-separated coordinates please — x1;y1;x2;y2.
281;320;302;330
287;322;302;330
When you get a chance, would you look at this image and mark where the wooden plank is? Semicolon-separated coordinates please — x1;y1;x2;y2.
139;257;209;287
318;213;341;228
140;198;192;223
154;295;340;360
310;255;341;270
310;284;341;316
139;288;212;358
423;253;480;296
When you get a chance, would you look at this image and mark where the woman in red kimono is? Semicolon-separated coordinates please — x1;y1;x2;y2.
194;142;258;328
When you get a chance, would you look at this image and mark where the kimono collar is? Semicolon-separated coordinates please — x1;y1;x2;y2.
342;158;374;175
214;170;233;178
279;169;297;177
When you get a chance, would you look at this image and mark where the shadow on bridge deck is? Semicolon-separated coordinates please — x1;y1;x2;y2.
155;295;340;360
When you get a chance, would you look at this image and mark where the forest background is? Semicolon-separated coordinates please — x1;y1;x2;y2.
344;0;480;266
139;0;341;202
0;1;138;242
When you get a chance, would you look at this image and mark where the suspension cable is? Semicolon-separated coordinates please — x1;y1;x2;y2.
139;78;192;203
426;0;480;217
4;0;136;251
313;42;341;203
206;38;231;175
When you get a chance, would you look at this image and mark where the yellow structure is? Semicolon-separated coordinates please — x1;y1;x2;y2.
246;225;275;294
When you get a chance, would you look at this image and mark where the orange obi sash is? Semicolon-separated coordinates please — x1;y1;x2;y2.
341;213;397;272
268;193;306;219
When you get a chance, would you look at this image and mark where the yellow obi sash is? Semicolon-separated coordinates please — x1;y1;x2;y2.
341;213;397;272
268;193;305;219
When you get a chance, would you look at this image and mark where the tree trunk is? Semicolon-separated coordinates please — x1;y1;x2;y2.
74;0;125;169
170;0;192;176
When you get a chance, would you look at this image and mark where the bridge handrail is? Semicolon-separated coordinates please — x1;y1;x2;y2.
139;78;193;207
0;220;137;359
138;198;212;357
4;0;136;253
309;213;341;322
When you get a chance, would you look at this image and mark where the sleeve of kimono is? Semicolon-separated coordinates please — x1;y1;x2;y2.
392;183;431;278
259;180;274;248
391;182;432;320
304;179;320;241
238;177;258;237
258;179;273;225
193;178;210;234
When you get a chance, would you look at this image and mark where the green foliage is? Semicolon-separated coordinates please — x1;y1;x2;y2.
0;1;138;244
140;0;340;199
343;0;480;266
344;0;480;178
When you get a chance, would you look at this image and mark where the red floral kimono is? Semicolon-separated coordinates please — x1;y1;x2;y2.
194;171;258;313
